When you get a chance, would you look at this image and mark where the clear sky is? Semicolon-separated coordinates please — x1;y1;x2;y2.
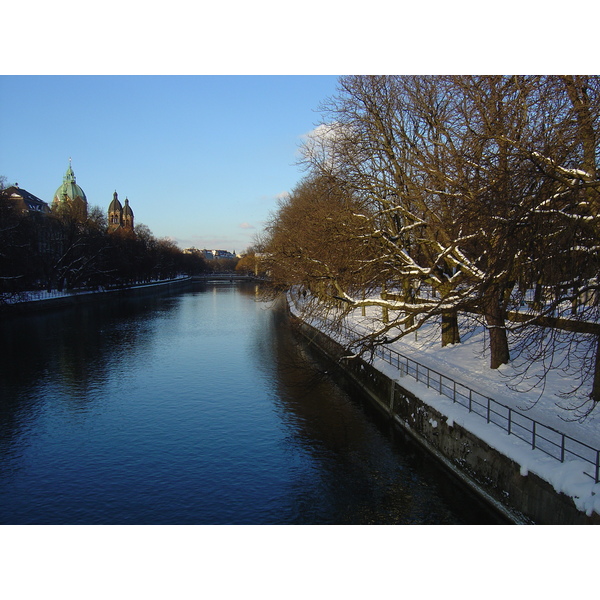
0;5;592;255
0;75;341;253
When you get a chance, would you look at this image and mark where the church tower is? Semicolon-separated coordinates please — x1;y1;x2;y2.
107;191;135;236
52;160;88;220
122;197;134;232
108;191;123;232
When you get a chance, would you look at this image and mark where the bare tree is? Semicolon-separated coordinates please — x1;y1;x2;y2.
489;75;600;409
263;174;378;310
300;76;508;358
272;75;599;414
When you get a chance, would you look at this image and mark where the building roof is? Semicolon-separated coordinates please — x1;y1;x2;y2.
2;185;51;214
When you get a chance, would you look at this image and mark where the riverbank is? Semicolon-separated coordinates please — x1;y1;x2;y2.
0;276;194;314
288;297;600;524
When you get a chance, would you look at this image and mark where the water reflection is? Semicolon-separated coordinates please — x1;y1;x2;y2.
1;299;158;408
0;284;503;524
0;298;166;475
249;295;502;524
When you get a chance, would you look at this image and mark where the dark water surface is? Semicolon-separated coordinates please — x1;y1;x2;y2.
0;283;502;524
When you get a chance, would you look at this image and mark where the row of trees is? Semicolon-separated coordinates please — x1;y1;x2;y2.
260;76;600;414
0;187;212;298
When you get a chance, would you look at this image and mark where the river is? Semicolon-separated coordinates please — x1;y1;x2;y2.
0;282;503;524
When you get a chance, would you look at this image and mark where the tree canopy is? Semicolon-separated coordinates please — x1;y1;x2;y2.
262;75;600;412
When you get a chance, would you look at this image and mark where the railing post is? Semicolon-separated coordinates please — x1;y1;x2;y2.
487;398;491;423
468;389;472;412
560;434;565;462
596;450;600;484
507;408;512;435
532;421;536;450
453;380;456;403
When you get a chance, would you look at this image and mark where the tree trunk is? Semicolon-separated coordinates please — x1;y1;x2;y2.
562;75;599;218
532;281;543;311
441;310;460;346
592;335;600;404
381;284;389;324
483;288;510;369
403;280;415;329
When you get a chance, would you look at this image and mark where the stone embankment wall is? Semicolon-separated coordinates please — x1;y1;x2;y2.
294;317;600;525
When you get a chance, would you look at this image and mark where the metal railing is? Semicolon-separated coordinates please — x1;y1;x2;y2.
332;320;600;483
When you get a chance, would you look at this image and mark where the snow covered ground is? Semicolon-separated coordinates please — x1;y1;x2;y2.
289;297;600;519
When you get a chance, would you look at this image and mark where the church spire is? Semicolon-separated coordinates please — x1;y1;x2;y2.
107;190;123;232
64;159;76;183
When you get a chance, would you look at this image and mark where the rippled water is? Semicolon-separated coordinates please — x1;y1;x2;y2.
0;283;502;524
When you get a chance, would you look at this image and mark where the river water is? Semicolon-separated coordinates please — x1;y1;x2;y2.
0;282;502;524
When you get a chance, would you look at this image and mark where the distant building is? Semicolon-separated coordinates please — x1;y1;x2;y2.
107;191;135;236
185;249;215;260
0;183;60;264
52;161;88;221
213;249;236;260
1;184;51;216
4;160;136;236
182;248;237;260
183;247;203;256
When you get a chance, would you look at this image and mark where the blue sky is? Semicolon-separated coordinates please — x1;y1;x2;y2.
0;75;340;252
1;3;591;254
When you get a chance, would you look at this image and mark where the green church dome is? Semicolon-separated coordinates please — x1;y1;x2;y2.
53;163;87;205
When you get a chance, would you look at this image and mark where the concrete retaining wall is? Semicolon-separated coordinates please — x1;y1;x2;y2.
295;317;600;525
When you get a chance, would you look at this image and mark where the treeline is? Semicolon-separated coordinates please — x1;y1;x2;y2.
261;76;600;410
0;193;213;295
